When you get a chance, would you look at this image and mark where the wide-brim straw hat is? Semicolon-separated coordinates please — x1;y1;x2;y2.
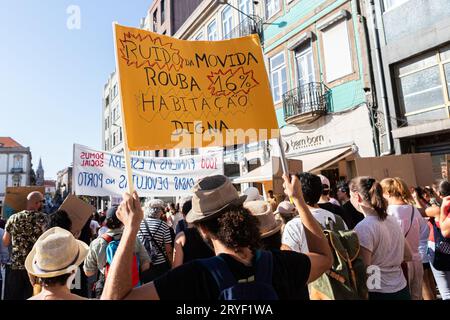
25;227;89;278
186;175;247;224
243;200;282;238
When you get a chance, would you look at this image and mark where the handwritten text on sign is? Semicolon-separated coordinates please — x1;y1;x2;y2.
114;24;279;151
73;144;223;197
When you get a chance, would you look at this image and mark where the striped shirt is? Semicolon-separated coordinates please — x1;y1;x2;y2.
138;218;172;265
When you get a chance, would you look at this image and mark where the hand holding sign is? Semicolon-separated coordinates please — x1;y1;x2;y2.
117;191;143;230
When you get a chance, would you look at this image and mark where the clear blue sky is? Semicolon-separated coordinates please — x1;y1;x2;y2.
0;0;152;179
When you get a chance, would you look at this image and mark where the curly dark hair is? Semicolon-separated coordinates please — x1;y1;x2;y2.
194;205;261;252
297;172;323;206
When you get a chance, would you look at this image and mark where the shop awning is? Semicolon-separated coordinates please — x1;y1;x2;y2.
290;145;357;173
232;162;273;184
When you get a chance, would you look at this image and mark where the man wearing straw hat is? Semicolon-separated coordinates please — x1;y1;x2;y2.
25;227;89;300
101;174;332;300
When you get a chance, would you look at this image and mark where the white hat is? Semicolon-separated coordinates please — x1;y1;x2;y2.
243;187;264;202
243;200;282;238
318;174;330;187
25;227;89;278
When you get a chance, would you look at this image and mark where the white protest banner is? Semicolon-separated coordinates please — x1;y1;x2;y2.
73;144;223;197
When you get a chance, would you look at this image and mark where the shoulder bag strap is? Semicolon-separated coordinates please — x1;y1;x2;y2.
144;219;170;265
404;206;415;238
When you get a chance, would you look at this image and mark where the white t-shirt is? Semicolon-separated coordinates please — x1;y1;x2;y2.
281;207;347;253
90;220;100;234
387;205;422;262
282;217;309;253
354;215;407;293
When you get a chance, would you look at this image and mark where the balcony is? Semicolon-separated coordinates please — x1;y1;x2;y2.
223;15;263;43
10;167;23;173
283;82;331;125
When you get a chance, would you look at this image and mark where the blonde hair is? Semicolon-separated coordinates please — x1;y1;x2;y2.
380;177;415;205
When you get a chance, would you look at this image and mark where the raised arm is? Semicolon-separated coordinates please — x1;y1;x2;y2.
101;192;158;300
439;196;450;238
283;174;333;283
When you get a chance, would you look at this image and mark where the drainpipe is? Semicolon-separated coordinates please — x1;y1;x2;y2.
367;0;394;156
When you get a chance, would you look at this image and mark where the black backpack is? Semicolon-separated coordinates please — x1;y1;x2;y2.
198;250;278;300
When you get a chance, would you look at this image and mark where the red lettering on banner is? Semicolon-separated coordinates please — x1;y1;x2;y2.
201;157;218;170
80;152;104;167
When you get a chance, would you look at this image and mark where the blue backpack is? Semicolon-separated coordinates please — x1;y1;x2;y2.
199;250;278;300
102;234;141;287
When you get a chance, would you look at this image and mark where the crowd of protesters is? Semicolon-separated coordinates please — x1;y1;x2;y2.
0;173;449;300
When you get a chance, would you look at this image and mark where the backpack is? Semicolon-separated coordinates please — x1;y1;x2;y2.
198;250;278;300
429;219;450;271
309;216;368;300
102;234;141;287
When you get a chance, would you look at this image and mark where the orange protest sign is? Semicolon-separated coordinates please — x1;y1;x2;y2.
113;23;279;151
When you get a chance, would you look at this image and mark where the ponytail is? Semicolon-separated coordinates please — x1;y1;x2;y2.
369;181;388;220
350;176;388;220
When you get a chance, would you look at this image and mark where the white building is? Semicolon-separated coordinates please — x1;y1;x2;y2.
0;137;32;204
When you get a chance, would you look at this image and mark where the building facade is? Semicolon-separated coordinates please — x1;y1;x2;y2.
262;0;379;187
0;137;32;204
366;0;450;181
56;166;73;199
174;0;379;189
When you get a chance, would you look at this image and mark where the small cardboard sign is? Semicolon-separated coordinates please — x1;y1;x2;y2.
59;195;95;238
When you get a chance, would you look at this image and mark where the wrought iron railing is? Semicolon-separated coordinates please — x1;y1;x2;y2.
283;82;331;120
10;167;23;173
223;15;263;43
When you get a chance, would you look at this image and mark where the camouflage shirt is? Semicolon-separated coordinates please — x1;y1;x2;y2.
5;210;46;270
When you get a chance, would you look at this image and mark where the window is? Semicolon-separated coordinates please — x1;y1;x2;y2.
161;0;165;24
113;132;117;146
322;20;353;82
119;127;123;142
13;155;23;169
153;10;158;31
395;46;450;125
239;0;254;22
113;84;118;98
163;150;168;157
269;52;288;103
113;108;117;121
383;0;410;11
155;150;160;157
207;20;218;41
104;118;108;129
265;0;280;20
295;42;315;86
105;95;110;107
195;32;204;40
222;7;233;40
